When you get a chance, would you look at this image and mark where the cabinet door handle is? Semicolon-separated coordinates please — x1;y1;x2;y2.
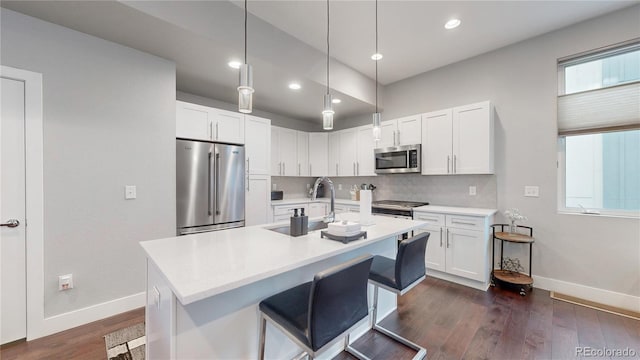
392;131;396;146
247;175;250;191
215;123;219;140
446;228;450;248
209;122;213;140
447;156;450;174
298;163;301;176
336;164;339;175
397;130;400;145
452;220;475;226
309;164;312;175
357;162;360;176
439;227;443;247
283;162;285;175
454;155;457;174
246;158;250;174
353;162;356;176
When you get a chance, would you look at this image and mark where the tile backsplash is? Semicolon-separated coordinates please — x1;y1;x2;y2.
272;174;497;209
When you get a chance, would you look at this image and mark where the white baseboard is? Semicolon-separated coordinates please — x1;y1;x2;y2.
533;275;640;313
34;292;145;340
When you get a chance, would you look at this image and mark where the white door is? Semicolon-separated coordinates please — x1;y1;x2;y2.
452;101;493;174
245;115;271;175
213;109;245;144
396;115;422;145
296;132;309;176
327;132;339;176
445;228;485;282
245;175;270;226
1;76;27;344
376;120;397;148
278;128;297;176
308;133;328;176
356;125;376;176
271;126;281;176
421;109;453;175
338;129;358;176
417;226;446;273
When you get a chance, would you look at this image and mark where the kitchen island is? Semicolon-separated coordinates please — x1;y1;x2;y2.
141;215;427;359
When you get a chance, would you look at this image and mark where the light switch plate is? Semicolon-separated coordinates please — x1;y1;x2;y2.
125;185;136;200
469;186;477;196
58;274;73;291
524;186;539;197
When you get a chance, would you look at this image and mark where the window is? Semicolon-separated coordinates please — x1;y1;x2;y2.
558;40;640;216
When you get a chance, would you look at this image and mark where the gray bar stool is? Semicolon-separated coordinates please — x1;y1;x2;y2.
361;232;430;360
258;255;374;360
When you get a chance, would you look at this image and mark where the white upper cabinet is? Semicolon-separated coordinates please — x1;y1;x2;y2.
308;132;328;176
452;102;494;174
328;132;340;177
296;131;309;176
176;101;244;144
212;109;244;144
421;109;453;175
271;126;297;176
421;101;494;175
356;125;376;176
244;115;271;175
338;128;358;176
375;115;422;148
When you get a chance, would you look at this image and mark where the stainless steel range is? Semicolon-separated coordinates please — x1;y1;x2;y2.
371;200;429;219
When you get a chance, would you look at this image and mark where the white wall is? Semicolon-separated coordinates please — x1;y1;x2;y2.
382;6;640;298
1;9;176;317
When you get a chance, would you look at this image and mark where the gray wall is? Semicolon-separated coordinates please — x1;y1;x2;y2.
177;91;321;132
383;6;640;296
1;9;177;316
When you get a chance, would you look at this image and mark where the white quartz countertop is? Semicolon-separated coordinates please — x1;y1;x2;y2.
271;198;361;206
140;216;426;305
413;205;497;217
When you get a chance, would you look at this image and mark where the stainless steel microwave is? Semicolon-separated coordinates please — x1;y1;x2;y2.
374;144;421;174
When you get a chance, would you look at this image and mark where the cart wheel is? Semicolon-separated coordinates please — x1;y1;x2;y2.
519;288;526;296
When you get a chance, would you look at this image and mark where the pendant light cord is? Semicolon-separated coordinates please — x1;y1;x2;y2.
375;0;378;113
244;0;248;64
326;0;330;95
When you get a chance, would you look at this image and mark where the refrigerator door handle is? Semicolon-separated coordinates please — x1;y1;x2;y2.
215;152;221;215
208;152;213;216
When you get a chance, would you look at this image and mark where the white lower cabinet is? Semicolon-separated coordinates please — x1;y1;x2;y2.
308;202;327;217
414;211;492;289
272;203;309;223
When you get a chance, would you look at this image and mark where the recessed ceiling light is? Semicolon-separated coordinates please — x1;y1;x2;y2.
288;83;301;90
332;98;341;104
228;60;242;69
444;19;461;30
371;53;383;61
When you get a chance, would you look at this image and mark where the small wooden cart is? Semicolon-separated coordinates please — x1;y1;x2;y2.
490;224;534;296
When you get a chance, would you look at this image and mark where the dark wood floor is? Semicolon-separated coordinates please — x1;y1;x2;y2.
0;308;144;360
1;278;638;359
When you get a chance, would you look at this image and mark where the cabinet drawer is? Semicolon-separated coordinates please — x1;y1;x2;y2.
274;204;308;216
446;215;483;231
273;214;291;223
413;213;445;227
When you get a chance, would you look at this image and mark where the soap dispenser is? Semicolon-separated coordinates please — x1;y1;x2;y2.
300;208;308;235
290;209;302;236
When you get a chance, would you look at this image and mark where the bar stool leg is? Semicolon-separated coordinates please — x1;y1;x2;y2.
258;314;266;360
371;285;379;327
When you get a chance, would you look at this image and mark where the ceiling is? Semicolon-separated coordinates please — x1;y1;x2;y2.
1;1;635;124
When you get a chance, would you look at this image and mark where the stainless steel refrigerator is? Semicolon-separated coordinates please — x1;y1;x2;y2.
176;139;245;235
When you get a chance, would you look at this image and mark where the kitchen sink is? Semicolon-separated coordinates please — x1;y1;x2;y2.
266;220;328;235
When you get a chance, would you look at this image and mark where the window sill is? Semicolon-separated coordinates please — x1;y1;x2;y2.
557;210;640;219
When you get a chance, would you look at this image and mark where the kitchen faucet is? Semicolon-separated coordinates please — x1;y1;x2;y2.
312;177;335;223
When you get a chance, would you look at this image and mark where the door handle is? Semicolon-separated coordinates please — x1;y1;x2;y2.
309;164;312;175
1;219;19;228
336;164;338;175
447;156;450;174
454;155;457;174
246;158;250;174
209;122;213;140
353;162;356;176
215;123;219;140
247;175;250;191
208;153;213;215
446;228;450;248
357;162;360;176
439;227;443;247
392;131;396;146
298;163;301;176
215;153;220;215
397;130;400;145
283;162;285;175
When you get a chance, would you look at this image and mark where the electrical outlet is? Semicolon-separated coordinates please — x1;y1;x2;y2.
125;185;136;200
272;183;277;190
58;274;73;291
524;186;539;197
469;186;477;196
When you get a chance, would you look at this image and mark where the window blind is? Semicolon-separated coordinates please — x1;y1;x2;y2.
557;81;640;136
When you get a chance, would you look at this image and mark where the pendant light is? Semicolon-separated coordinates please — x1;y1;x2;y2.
238;0;254;114
322;0;334;130
372;0;382;140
